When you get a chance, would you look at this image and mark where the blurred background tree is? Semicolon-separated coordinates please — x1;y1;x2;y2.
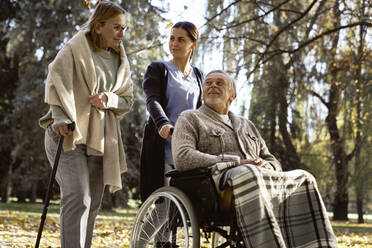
0;0;371;223
200;0;372;221
0;0;166;210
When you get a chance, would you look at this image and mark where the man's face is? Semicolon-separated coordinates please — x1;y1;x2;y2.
202;72;236;113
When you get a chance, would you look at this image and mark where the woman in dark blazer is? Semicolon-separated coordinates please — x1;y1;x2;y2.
140;21;203;202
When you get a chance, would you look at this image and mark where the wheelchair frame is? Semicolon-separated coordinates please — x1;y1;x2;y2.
130;167;244;248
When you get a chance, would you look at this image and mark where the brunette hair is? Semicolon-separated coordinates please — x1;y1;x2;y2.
172;21;198;59
83;1;127;52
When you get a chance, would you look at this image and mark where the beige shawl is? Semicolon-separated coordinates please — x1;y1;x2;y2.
44;30;133;192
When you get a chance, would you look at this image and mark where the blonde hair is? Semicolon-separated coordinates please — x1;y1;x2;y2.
82;1;127;52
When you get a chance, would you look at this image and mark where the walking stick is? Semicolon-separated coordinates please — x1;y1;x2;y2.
35;123;75;248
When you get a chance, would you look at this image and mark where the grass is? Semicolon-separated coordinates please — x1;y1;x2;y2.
0;201;371;247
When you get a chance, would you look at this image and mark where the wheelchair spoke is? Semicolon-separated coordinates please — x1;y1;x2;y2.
130;187;200;248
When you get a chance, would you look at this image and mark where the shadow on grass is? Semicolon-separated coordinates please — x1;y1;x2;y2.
2;202;372;236
0;201;60;214
332;221;372;233
0;201;137;218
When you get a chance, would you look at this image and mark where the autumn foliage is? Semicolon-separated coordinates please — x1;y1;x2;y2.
0;203;371;248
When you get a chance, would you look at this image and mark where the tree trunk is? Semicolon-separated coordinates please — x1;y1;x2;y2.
269;9;303;171
326;84;348;220
356;197;364;223
354;4;367;223
268;84;277;151
30;183;37;203
273;57;302;171
277;84;302;170
2;162;14;203
325;1;349;221
101;188;113;211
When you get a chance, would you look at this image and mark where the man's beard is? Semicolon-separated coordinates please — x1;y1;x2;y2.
204;97;225;108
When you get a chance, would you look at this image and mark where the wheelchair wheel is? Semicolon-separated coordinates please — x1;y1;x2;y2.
130;186;200;248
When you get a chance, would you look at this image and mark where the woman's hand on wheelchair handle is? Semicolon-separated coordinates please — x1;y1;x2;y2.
159;124;174;139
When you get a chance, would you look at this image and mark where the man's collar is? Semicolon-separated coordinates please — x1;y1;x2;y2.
199;104;242;130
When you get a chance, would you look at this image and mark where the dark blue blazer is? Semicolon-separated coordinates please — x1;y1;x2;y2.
140;61;203;201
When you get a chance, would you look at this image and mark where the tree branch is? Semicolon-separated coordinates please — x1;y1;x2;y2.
221;0;292;30
281;21;372;54
201;0;242;28
253;21;372;71
306;89;328;108
200;34;267;46
244;4;372;79
346;146;357;163
126;42;163;56
300;153;332;159
247;0;318;77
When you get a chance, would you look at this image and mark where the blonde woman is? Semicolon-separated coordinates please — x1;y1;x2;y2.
39;2;133;247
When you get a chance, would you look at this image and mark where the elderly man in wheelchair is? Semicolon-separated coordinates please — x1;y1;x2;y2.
131;70;338;248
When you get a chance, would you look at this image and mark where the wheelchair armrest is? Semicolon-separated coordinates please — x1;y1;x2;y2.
165;167;211;178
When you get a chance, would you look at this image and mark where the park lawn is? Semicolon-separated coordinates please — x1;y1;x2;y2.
0;202;371;247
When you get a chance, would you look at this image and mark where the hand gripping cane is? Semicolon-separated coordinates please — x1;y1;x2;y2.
35;122;75;248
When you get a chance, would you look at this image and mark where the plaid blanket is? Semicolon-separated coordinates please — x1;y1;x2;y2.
230;165;338;248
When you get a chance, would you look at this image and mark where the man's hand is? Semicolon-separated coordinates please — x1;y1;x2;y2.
55;124;72;137
159;124;174;139
240;158;272;169
89;93;108;110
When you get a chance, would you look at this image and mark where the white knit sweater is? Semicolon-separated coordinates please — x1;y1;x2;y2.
40;30;133;192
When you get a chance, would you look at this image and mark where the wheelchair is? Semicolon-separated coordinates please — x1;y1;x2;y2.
130;167;245;248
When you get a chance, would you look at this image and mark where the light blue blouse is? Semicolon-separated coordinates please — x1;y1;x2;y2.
163;61;200;165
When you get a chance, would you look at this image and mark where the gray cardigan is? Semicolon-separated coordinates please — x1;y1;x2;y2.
172;105;281;172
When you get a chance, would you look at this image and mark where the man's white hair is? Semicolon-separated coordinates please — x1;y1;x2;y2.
205;70;236;94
